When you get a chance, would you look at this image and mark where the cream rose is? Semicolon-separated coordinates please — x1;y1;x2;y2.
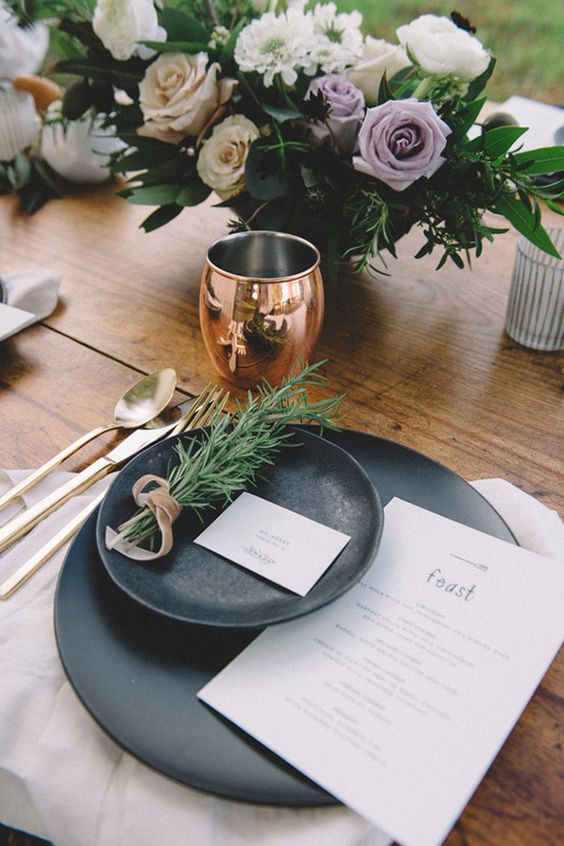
196;115;260;200
138;52;236;144
92;0;165;62
345;37;410;105
396;15;490;82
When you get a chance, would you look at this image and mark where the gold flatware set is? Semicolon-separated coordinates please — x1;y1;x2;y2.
0;373;229;598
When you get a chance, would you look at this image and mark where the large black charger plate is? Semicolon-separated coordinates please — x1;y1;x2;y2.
95;428;383;627
55;428;516;807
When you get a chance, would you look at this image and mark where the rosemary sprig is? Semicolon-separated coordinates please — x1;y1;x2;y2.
107;362;344;551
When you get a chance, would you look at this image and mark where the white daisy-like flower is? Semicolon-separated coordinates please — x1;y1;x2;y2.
307;41;354;75
234;9;315;87
309;2;363;73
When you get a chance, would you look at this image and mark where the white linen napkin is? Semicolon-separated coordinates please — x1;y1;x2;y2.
0;269;61;341
0;470;561;846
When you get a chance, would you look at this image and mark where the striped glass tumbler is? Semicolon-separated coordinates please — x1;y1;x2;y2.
505;229;564;351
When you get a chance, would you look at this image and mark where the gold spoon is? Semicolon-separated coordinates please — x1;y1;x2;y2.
0;368;177;512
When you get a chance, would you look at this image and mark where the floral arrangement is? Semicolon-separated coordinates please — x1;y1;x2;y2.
2;0;564;276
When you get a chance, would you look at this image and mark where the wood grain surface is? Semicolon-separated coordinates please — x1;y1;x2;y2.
1;182;562;846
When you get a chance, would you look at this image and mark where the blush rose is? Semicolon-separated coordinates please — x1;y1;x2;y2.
196;115;260;200
139;52;236;144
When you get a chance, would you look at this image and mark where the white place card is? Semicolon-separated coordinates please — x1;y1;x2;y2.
194;492;351;595
199;498;564;846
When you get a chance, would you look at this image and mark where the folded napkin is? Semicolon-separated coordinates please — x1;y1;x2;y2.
0;470;561;846
0;269;61;341
497;96;564;151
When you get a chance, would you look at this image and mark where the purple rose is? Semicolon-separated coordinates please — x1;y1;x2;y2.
352;99;451;191
305;75;365;155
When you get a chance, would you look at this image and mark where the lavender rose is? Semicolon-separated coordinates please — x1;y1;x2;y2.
352;99;451;191
305;75;365;156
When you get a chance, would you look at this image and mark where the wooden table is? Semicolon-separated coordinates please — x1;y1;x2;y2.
1;185;562;846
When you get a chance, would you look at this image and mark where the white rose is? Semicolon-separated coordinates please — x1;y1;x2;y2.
0;1;49;79
196;115;259;200
345;37;411;105
138;52;236;144
41;101;125;183
92;0;166;62
396;15;490;82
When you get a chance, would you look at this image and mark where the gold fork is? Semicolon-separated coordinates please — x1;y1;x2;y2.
0;387;229;599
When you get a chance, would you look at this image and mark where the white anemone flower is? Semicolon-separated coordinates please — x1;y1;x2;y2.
234;9;315;87
310;2;363;73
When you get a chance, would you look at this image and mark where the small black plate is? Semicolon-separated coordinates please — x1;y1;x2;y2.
55;429;516;806
95;428;383;627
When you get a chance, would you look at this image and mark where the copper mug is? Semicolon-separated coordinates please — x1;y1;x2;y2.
199;231;324;388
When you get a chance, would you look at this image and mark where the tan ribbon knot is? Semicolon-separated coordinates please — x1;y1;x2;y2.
129;474;182;559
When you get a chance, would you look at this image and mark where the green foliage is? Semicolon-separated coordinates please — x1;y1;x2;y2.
108;361;343;551
6;0;563;269
493;195;560;257
0;153;69;213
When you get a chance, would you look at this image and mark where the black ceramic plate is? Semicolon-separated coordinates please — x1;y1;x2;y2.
54;428;516;807
95;428;383;628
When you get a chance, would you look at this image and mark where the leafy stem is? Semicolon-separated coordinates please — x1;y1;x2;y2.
107;362;344;550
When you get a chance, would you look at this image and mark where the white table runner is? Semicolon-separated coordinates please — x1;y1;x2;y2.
0;468;561;846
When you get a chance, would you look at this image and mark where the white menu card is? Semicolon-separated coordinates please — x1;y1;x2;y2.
199;498;564;846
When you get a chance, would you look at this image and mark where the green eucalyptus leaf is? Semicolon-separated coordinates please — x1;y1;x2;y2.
134;157;192;185
140;203;184;232
176;177;211;206
436;251;449;270
483;125;528;157
262;103;302;123
220;19;247;63
62;79;92;120
534;177;564;199
464;55;496;102
103;98;141;129
455;96;486;137
90;82;115;113
13;153;31;187
55;58;143;86
18;182;52;214
142;40;209;54
33;160;67;197
245;139;303;201
159;8;209;42
493;194;561;257
545;199;564;215
512;146;564;175
118;184;181;205
377;72;394;105
466;125;527;156
58;18;103;50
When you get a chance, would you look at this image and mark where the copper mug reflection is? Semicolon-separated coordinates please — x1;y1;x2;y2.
199;231;324;388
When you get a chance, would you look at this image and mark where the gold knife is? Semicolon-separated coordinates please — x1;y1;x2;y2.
0;397;200;555
0;386;228;597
